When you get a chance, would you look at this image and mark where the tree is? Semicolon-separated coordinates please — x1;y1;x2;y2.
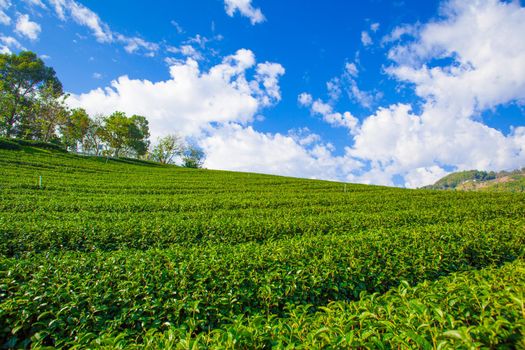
28;86;69;142
151;134;184;164
128;115;150;157
0;51;62;138
101;111;150;157
83;115;105;156
182;144;205;168
101;111;131;157
61;108;90;151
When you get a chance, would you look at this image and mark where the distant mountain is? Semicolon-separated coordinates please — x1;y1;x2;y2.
424;169;525;192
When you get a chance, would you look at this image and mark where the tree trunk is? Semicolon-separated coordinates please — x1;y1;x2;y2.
5;110;17;138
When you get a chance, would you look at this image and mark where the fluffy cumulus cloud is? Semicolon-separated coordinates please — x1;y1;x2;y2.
388;0;525;112
224;0;265;25
15;14;41;40
294;0;525;187
254;62;285;106
201;124;362;180
69;49;284;138
347;0;525;187
39;0;525;188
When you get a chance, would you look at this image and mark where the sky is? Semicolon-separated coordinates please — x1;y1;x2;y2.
1;0;525;187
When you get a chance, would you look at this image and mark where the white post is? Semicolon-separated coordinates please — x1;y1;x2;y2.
39;176;42;189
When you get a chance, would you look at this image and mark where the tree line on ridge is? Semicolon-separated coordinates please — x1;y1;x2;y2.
0;51;204;167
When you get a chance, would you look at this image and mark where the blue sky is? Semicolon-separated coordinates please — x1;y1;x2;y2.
1;0;525;187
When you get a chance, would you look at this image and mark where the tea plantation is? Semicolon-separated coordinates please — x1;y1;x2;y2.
1;146;524;349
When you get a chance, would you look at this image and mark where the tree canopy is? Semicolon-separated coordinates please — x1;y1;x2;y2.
151;134;184;164
0;51;205;168
182;144;206;168
0;51;62;138
101;112;150;157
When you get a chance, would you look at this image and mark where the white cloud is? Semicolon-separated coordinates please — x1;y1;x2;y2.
387;0;525;113
67;0;112;42
170;20;184;34
349;104;424;166
92;72;102;79
346;0;525;187
185;34;210;48
304;60;378;114
165;34;222;61
299;92;359;133
404;166;449;189
298;92;313;106
48;0;66;20
313;100;359;132
0;12;9;25
167;44;203;61
347;103;525;187
347;80;378;109
0;0;10;25
224;0;265;25
381;24;418;44
48;0;158;56
24;0;47;9
15;14;41;41
289;127;321;146
345;62;358;77
370;22;380;32
201;123;361;180
255;62;286;105
326;78;342;101
0;35;23;53
116;34;159;55
291;0;525;188
48;0;525;188
69;49;285;139
361;31;372;46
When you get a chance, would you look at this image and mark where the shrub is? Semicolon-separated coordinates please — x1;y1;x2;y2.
11;139;67;152
0;138;22;151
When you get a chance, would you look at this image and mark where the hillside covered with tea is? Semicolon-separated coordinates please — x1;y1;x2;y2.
1;146;524;349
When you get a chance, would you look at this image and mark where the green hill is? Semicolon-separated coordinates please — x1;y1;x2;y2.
1;146;524;348
425;168;525;192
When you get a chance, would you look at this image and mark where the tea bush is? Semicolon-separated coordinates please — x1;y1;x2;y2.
0;148;523;348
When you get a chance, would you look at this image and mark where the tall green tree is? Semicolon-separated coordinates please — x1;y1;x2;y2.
61;108;90;151
151;134;184;164
129;115;150;157
0;51;62;138
83;115;105;155
101;111;130;157
28;86;69;142
101;112;150;157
